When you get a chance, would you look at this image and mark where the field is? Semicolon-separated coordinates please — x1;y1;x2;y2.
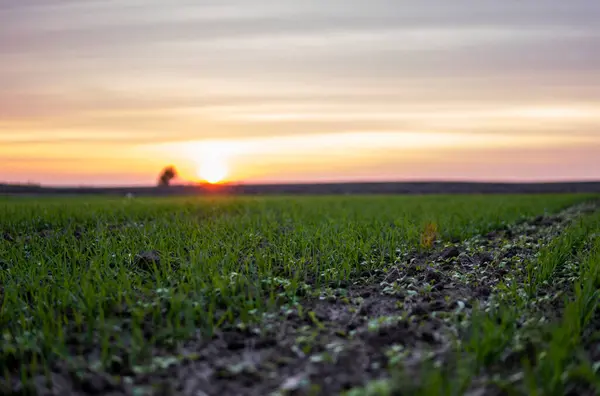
1;194;600;395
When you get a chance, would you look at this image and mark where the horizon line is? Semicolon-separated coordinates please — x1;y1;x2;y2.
3;179;600;190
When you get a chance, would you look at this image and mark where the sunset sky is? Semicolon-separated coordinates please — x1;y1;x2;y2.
2;1;600;186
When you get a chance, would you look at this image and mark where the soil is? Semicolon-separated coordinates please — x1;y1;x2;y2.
5;202;600;396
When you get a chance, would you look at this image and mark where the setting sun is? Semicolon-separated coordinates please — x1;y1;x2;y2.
197;155;228;184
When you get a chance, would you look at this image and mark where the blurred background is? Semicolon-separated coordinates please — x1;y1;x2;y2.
1;0;599;186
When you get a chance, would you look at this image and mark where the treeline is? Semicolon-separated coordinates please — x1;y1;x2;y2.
2;181;600;196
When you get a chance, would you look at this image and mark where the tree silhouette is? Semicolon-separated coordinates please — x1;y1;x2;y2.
158;166;177;187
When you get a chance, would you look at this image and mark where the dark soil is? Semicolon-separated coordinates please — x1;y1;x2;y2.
6;202;599;396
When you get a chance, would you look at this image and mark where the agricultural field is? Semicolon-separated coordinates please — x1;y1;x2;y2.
1;194;600;396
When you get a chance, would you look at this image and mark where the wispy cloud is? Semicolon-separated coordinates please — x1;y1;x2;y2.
1;0;600;184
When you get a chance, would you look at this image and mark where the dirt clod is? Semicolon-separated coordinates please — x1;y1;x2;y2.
439;246;460;260
134;251;161;270
78;373;116;394
474;252;494;265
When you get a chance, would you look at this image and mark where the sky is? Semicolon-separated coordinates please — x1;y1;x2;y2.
1;0;600;186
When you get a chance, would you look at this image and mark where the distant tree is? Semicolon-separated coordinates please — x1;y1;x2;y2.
158;166;177;187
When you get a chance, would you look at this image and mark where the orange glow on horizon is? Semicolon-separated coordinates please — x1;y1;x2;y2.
2;107;600;186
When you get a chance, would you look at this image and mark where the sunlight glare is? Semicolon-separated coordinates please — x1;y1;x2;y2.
197;155;228;184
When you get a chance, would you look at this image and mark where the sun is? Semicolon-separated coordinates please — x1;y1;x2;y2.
197;156;228;184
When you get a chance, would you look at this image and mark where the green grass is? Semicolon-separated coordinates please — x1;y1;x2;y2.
380;210;600;396
0;193;596;391
526;217;593;296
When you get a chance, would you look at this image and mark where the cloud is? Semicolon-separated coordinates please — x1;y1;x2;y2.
3;0;600;111
2;0;600;184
